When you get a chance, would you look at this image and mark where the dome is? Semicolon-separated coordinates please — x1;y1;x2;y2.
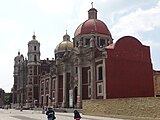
74;7;111;37
54;33;73;54
74;19;111;37
55;40;73;53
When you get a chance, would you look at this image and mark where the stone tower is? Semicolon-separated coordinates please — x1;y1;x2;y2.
26;33;41;108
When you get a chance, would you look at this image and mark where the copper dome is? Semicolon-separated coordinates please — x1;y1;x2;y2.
74;19;111;37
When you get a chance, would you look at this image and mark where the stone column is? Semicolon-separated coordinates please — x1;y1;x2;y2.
102;49;107;99
77;58;82;108
91;59;96;99
62;65;67;107
39;81;42;107
55;75;59;107
49;77;52;106
90;35;96;99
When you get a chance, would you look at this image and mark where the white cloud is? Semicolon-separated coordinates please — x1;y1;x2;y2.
111;2;160;39
33;0;73;15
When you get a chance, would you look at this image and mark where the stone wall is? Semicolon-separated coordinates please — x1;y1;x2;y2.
82;97;160;119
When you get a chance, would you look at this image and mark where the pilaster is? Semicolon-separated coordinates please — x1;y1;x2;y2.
55;74;59;107
62;65;67;107
77;58;82;108
102;49;107;99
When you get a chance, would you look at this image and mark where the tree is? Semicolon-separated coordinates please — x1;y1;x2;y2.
4;93;12;105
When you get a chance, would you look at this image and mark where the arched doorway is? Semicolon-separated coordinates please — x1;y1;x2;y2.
74;86;77;108
46;96;48;107
41;96;43;107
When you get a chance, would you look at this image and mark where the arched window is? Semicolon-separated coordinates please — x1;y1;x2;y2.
34;46;36;51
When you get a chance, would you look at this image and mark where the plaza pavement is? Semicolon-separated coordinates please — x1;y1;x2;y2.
0;109;124;120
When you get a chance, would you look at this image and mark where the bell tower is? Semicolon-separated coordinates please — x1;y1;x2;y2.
28;33;40;64
26;33;41;108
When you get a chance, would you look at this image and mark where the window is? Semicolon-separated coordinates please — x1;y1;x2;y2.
97;65;103;81
34;46;36;51
29;79;32;84
28;92;32;96
46;80;49;89
30;70;32;75
75;67;78;74
99;39;105;47
97;83;103;96
85;39;90;46
52;91;55;98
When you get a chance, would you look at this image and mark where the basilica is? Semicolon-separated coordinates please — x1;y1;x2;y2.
12;6;154;109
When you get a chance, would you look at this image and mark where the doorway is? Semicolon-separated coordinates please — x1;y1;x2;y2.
74;86;77;108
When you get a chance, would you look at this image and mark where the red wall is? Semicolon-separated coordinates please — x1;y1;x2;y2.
106;36;154;98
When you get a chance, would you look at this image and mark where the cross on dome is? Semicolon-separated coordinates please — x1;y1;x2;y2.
66;29;68;35
32;31;36;40
91;2;93;8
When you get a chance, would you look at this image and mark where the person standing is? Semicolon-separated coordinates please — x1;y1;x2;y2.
74;110;81;120
46;107;56;120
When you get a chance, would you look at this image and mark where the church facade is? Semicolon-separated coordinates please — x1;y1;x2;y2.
12;6;154;109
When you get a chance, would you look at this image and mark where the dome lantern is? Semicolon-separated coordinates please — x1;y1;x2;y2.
88;2;97;19
63;30;70;41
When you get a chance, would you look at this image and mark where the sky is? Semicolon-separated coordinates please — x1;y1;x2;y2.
0;0;160;93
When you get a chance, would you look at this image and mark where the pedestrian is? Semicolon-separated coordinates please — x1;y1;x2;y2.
46;107;56;120
74;110;81;120
20;105;23;112
42;106;45;114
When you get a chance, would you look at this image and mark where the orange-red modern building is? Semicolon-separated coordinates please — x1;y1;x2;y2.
106;36;154;98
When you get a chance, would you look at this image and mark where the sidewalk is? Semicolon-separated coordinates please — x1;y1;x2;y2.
0;109;124;120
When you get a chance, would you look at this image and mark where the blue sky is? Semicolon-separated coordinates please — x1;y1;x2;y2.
0;0;160;92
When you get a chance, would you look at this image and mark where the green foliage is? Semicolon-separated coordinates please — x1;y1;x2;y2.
4;93;12;105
